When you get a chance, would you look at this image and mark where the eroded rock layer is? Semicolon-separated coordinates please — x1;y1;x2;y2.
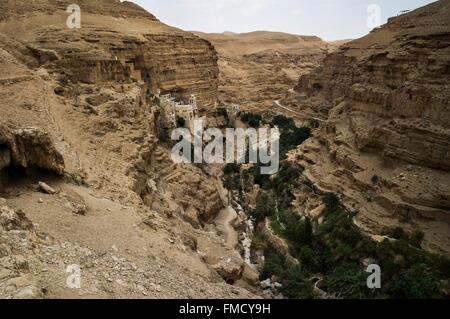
195;31;333;111
0;1;257;298
293;0;450;255
295;0;450;170
0;0;219;107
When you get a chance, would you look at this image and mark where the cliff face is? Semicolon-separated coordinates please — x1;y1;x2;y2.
0;1;257;298
293;0;450;255
0;0;159;20
195;31;332;111
0;0;219;107
296;0;450;170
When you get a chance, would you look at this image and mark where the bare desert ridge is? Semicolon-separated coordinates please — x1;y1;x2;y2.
193;30;344;112
0;0;449;299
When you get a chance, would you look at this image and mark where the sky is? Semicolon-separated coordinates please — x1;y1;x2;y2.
128;0;437;41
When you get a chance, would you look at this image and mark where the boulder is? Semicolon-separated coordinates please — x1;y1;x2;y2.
38;181;56;195
0;125;64;175
212;256;244;284
241;264;260;287
0;205;33;231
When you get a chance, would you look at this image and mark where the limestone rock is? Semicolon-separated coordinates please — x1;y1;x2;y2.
295;1;450;171
212;256;244;284
195;31;334;111
241;264;260;287
293;0;450;255
59;190;87;215
0;0;260;300
38;182;56;195
0;125;64;175
0;205;33;231
0;0;219;108
0;147;11;170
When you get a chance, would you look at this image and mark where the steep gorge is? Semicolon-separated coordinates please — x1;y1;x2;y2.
194;31;335;112
292;0;450;255
0;0;257;299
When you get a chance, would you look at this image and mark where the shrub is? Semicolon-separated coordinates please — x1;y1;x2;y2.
271;163;300;195
299;245;320;271
257;176;450;299
272;115;296;129
280;266;314;299
247;164;271;189
323;193;340;212
250;231;267;252
411;230;425;247
240;112;262;127
272;115;311;158
326;263;372;299
391;227;407;240
223;163;240;175
371;175;379;184
252;192;276;223
391;264;438;299
285;217;314;255
223;174;240;191
260;249;285;280
430;255;450;278
216;108;229;120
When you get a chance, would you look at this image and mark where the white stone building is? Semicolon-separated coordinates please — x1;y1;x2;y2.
159;93;199;134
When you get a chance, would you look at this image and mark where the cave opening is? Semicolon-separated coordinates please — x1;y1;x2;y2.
0;164;60;193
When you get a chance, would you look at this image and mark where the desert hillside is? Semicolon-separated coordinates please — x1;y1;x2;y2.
292;0;450;255
194;31;328;58
0;0;219;107
0;0;260;299
1;0;449;301
194;31;340;111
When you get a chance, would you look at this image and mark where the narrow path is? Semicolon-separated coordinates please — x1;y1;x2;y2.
274;99;301;116
273;99;324;123
215;206;239;249
211;171;240;250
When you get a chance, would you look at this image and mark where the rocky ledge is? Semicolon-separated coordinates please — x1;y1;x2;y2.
292;0;450;256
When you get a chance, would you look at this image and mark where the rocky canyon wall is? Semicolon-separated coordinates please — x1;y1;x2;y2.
0;0;219;107
295;0;450;170
293;0;450;255
0;1;257;298
194;31;332;111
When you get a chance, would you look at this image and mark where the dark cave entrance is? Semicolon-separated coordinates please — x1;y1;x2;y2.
0;164;60;193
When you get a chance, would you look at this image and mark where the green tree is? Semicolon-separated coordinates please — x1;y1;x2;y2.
411;230;425;247
223;174;240;204
252;192;276;223
280;266;314;299
327;263;372;299
391;264;438;299
223;163;240;175
261;249;285;279
299;245;320;271
240;112;262;127
285;217;313;253
323;193;340;212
